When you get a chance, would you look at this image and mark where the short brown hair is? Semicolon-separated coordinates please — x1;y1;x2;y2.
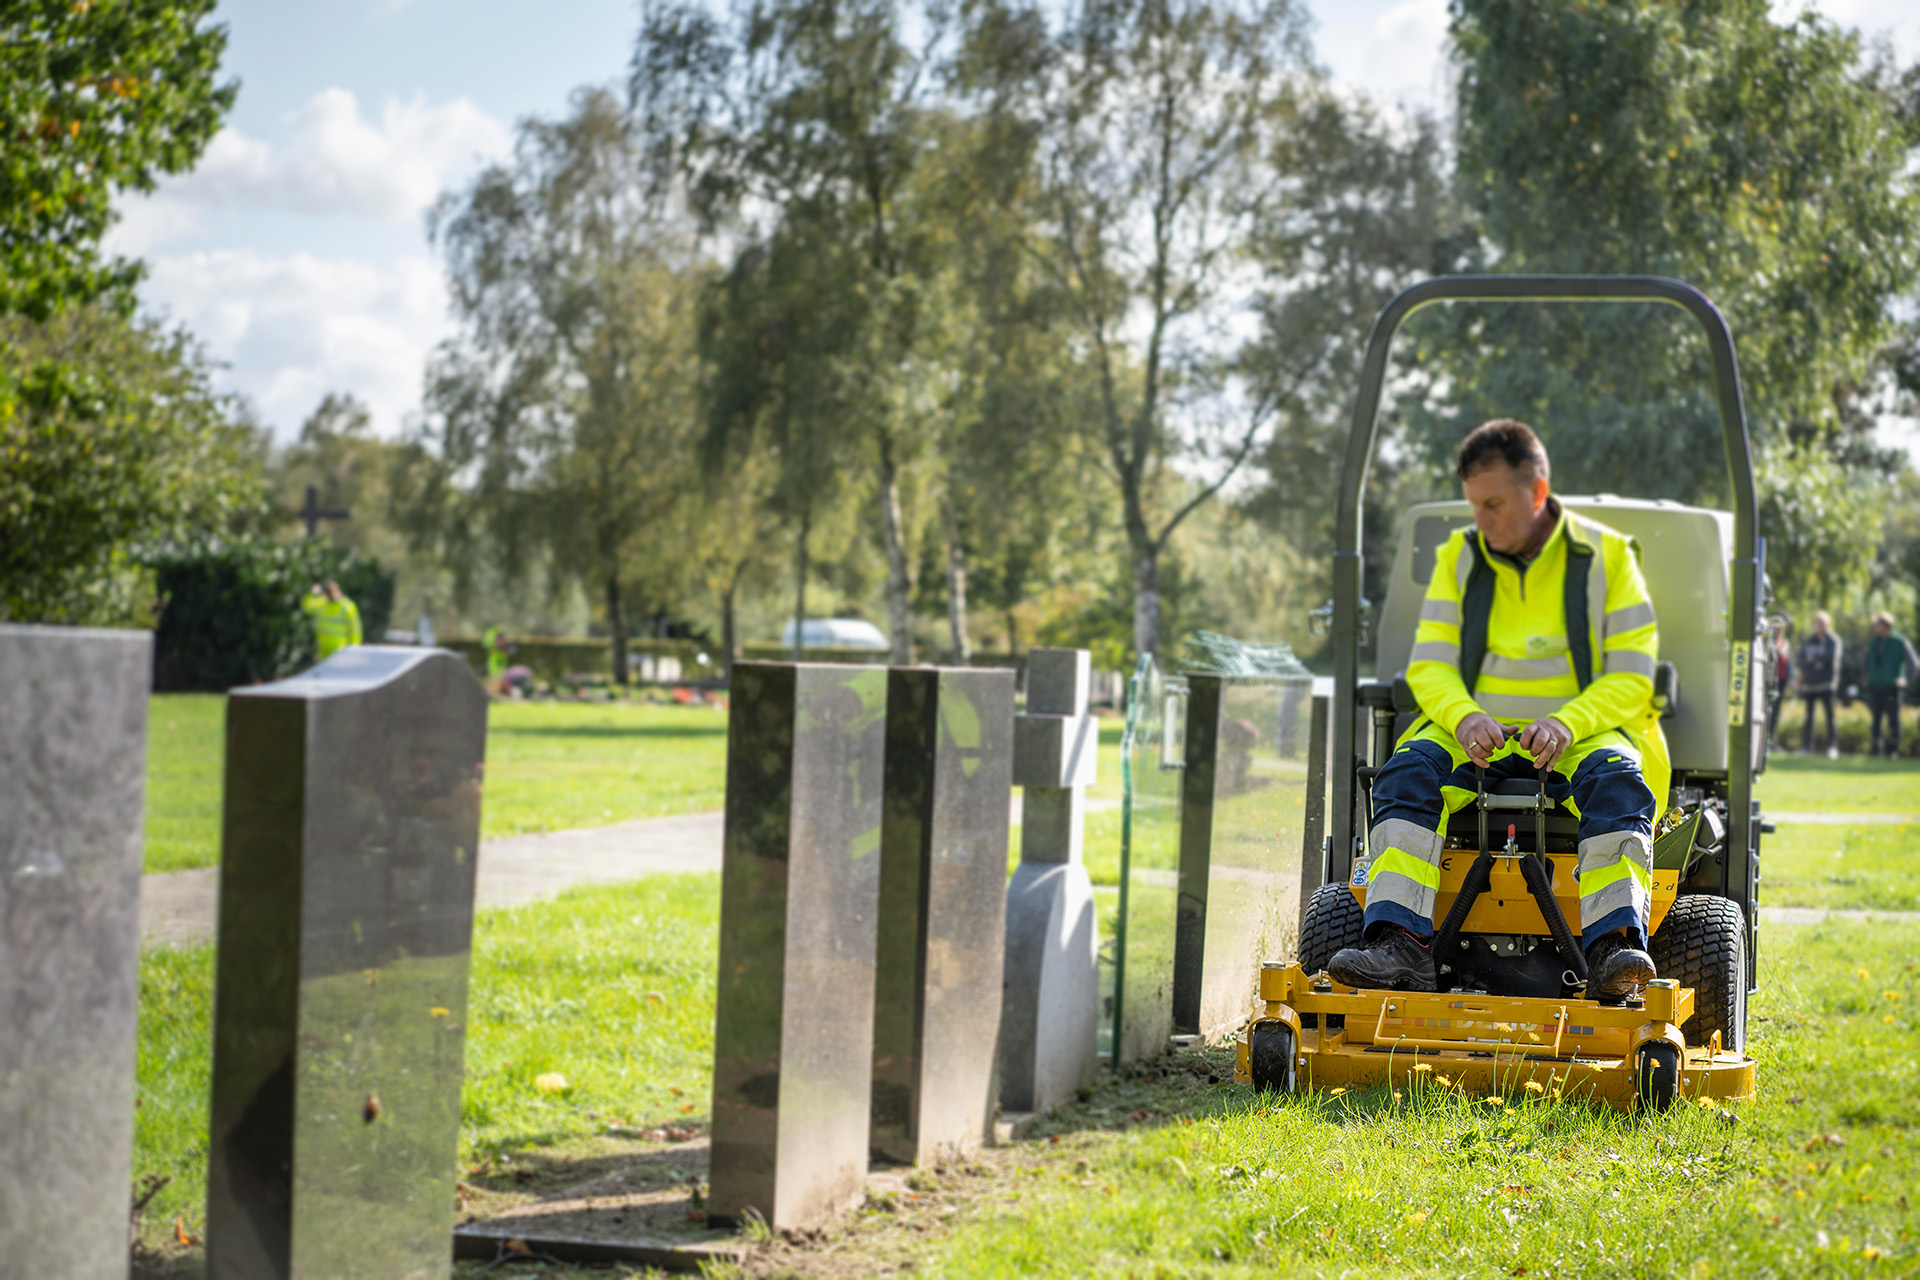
1457;419;1550;481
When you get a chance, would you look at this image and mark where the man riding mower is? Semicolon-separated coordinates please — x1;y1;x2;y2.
1237;276;1763;1110
1327;418;1663;1003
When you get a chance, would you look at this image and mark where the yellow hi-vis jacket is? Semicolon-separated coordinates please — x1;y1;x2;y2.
1407;501;1670;807
302;592;363;660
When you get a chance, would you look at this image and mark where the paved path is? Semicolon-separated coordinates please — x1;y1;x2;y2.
142;812;728;948
1758;906;1920;926
139;794;1124;948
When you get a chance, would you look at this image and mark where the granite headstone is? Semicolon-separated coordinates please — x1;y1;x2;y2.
870;667;1015;1165
708;662;888;1229
204;646;487;1279
0;625;151;1280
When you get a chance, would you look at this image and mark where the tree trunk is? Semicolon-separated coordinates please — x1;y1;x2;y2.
878;433;913;666
792;511;810;662
941;490;970;663
721;570;739;684
1132;546;1161;662
607;573;630;685
1004;607;1019;659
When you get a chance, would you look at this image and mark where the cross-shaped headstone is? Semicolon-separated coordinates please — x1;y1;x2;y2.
298;483;351;538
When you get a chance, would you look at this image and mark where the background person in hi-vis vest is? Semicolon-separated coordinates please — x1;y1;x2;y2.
1327;419;1666;1001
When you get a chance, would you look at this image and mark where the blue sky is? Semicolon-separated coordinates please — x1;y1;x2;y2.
106;0;1920;443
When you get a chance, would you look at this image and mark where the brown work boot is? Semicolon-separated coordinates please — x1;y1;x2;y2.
1586;932;1656;1003
1325;928;1436;992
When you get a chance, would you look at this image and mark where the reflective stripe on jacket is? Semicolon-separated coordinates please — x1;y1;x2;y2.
1406;504;1659;744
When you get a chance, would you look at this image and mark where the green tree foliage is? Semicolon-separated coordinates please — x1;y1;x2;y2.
1419;0;1920;614
954;0;1444;659
0;305;265;624
1;0;235;317
407;88;707;683
634;0;947;663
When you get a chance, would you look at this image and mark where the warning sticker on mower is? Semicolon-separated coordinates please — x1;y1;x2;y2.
1728;639;1751;726
1351;859;1370;887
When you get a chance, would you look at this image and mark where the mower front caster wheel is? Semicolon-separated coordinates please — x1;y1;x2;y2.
1635;1041;1681;1111
1249;1022;1297;1094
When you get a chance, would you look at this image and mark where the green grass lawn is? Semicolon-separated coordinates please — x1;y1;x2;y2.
140;695;731;872
128;703;1920;1271
132;874;721;1249
1756;753;1920;816
143;695;225;873
861;917;1920;1278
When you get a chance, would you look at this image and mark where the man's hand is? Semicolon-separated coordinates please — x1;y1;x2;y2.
1518;717;1573;772
1454;712;1507;767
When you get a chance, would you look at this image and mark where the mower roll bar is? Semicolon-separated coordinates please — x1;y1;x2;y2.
1326;275;1763;955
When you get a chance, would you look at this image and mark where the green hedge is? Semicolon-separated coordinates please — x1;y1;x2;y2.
146;536;395;692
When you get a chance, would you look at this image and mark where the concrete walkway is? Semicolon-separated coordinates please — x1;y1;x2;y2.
139;794;1125;948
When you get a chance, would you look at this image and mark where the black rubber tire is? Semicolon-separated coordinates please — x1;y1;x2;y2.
1649;894;1748;1053
1301;882;1365;973
1299;882;1364;1030
1249;1021;1297;1095
1635;1041;1681;1112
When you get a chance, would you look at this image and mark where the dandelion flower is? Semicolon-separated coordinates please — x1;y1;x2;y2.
1329;1087;1347;1096
1484;1096;1502;1106
1524;1081;1546;1094
1393;1092;1404;1101
1414;1063;1433;1073
1437;1075;1454;1087
1503;1108;1517;1116
1884;991;1902;1002
1885;1014;1897;1025
1407;1210;1429;1226
1857;968;1871;980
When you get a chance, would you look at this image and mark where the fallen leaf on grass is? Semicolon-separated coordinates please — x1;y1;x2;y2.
1805;1134;1845;1151
534;1073;569;1095
174;1219;197;1247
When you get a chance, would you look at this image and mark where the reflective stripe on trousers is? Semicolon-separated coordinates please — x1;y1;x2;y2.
1577;831;1653;947
1357;817;1444;940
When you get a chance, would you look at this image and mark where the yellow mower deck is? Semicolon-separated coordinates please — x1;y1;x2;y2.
1233;963;1755;1109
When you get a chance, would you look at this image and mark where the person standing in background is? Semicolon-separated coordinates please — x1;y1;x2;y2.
482;624;510;692
1798;610;1841;758
1767;624;1792;748
1864;612;1918;758
302;580;363;662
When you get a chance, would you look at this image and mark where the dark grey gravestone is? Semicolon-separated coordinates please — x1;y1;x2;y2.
0;624;151;1280
870;667;1015;1165
205;646;487;1280
709;662;887;1230
999;648;1099;1114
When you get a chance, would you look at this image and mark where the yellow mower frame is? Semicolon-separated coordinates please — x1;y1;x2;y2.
1232;963;1755;1109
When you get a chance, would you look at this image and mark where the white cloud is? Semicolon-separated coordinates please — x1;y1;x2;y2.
175;88;512;221
104;88;511;440
139;249;451;439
